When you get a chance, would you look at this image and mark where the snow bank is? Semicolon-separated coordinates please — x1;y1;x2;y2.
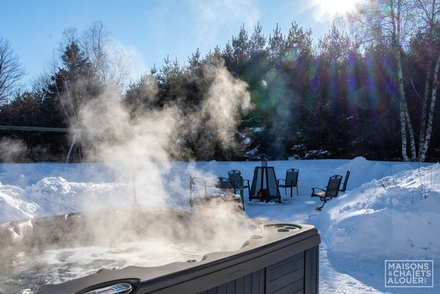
0;177;128;222
323;163;440;262
0;184;39;221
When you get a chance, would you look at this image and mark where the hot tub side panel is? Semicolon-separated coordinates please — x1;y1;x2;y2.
132;227;320;294
197;245;319;294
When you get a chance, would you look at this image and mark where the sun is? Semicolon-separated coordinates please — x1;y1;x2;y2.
313;0;359;17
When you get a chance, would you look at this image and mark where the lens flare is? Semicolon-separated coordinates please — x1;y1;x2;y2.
313;0;359;17
284;44;299;62
310;0;362;24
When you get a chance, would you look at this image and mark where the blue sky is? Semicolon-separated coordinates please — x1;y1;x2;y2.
1;0;335;87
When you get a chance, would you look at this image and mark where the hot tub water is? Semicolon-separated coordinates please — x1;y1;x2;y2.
1;207;261;294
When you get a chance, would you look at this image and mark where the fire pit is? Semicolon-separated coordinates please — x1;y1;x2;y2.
249;161;282;203
1;207;320;294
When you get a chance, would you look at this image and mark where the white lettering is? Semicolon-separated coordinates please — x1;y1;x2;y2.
385;261;433;288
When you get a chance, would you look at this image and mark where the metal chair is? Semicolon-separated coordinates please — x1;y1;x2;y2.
216;176;232;190
227;170;241;177
277;168;299;197
339;170;350;193
228;171;250;200
311;175;342;210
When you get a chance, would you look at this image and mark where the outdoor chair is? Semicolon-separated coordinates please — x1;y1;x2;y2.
311;175;342;210
339;170;350;193
228;170;242;177
228;172;250;199
216;176;231;190
277;168;299;197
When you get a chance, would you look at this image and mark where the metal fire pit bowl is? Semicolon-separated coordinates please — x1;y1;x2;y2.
0;207;320;294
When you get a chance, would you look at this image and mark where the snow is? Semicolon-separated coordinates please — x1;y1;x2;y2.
1;156;439;293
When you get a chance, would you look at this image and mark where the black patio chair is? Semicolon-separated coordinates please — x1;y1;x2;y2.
339;170;350;193
228;170;242;177
216;176;231;190
311;175;342;210
277;168;299;197
228;171;250;199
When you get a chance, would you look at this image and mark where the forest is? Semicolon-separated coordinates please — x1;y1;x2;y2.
1;0;440;163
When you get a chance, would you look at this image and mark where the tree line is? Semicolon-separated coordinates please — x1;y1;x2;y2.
1;0;440;163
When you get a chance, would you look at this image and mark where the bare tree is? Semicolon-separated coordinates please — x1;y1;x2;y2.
81;21;133;90
81;21;110;82
0;36;26;104
44;22;135;162
348;0;419;161
44;30;98;163
411;0;440;161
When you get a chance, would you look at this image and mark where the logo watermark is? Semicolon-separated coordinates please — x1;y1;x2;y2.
385;260;434;288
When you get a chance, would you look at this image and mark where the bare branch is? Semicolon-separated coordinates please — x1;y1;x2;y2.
0;36;26;104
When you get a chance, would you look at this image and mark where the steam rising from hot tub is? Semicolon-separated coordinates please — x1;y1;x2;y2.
61;62;254;270
24;207;263;286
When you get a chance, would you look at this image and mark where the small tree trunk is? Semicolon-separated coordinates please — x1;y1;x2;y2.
66;135;75;163
396;48;415;161
418;61;431;156
419;55;440;162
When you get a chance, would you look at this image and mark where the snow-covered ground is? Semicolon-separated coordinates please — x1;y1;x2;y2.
1;157;439;293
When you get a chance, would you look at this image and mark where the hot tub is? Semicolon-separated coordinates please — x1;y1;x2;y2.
0;207;320;294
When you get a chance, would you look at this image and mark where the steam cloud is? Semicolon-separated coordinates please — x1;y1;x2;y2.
0;138;28;163
71;62;254;250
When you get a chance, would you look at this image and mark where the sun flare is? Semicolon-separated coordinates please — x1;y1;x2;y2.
313;0;359;17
